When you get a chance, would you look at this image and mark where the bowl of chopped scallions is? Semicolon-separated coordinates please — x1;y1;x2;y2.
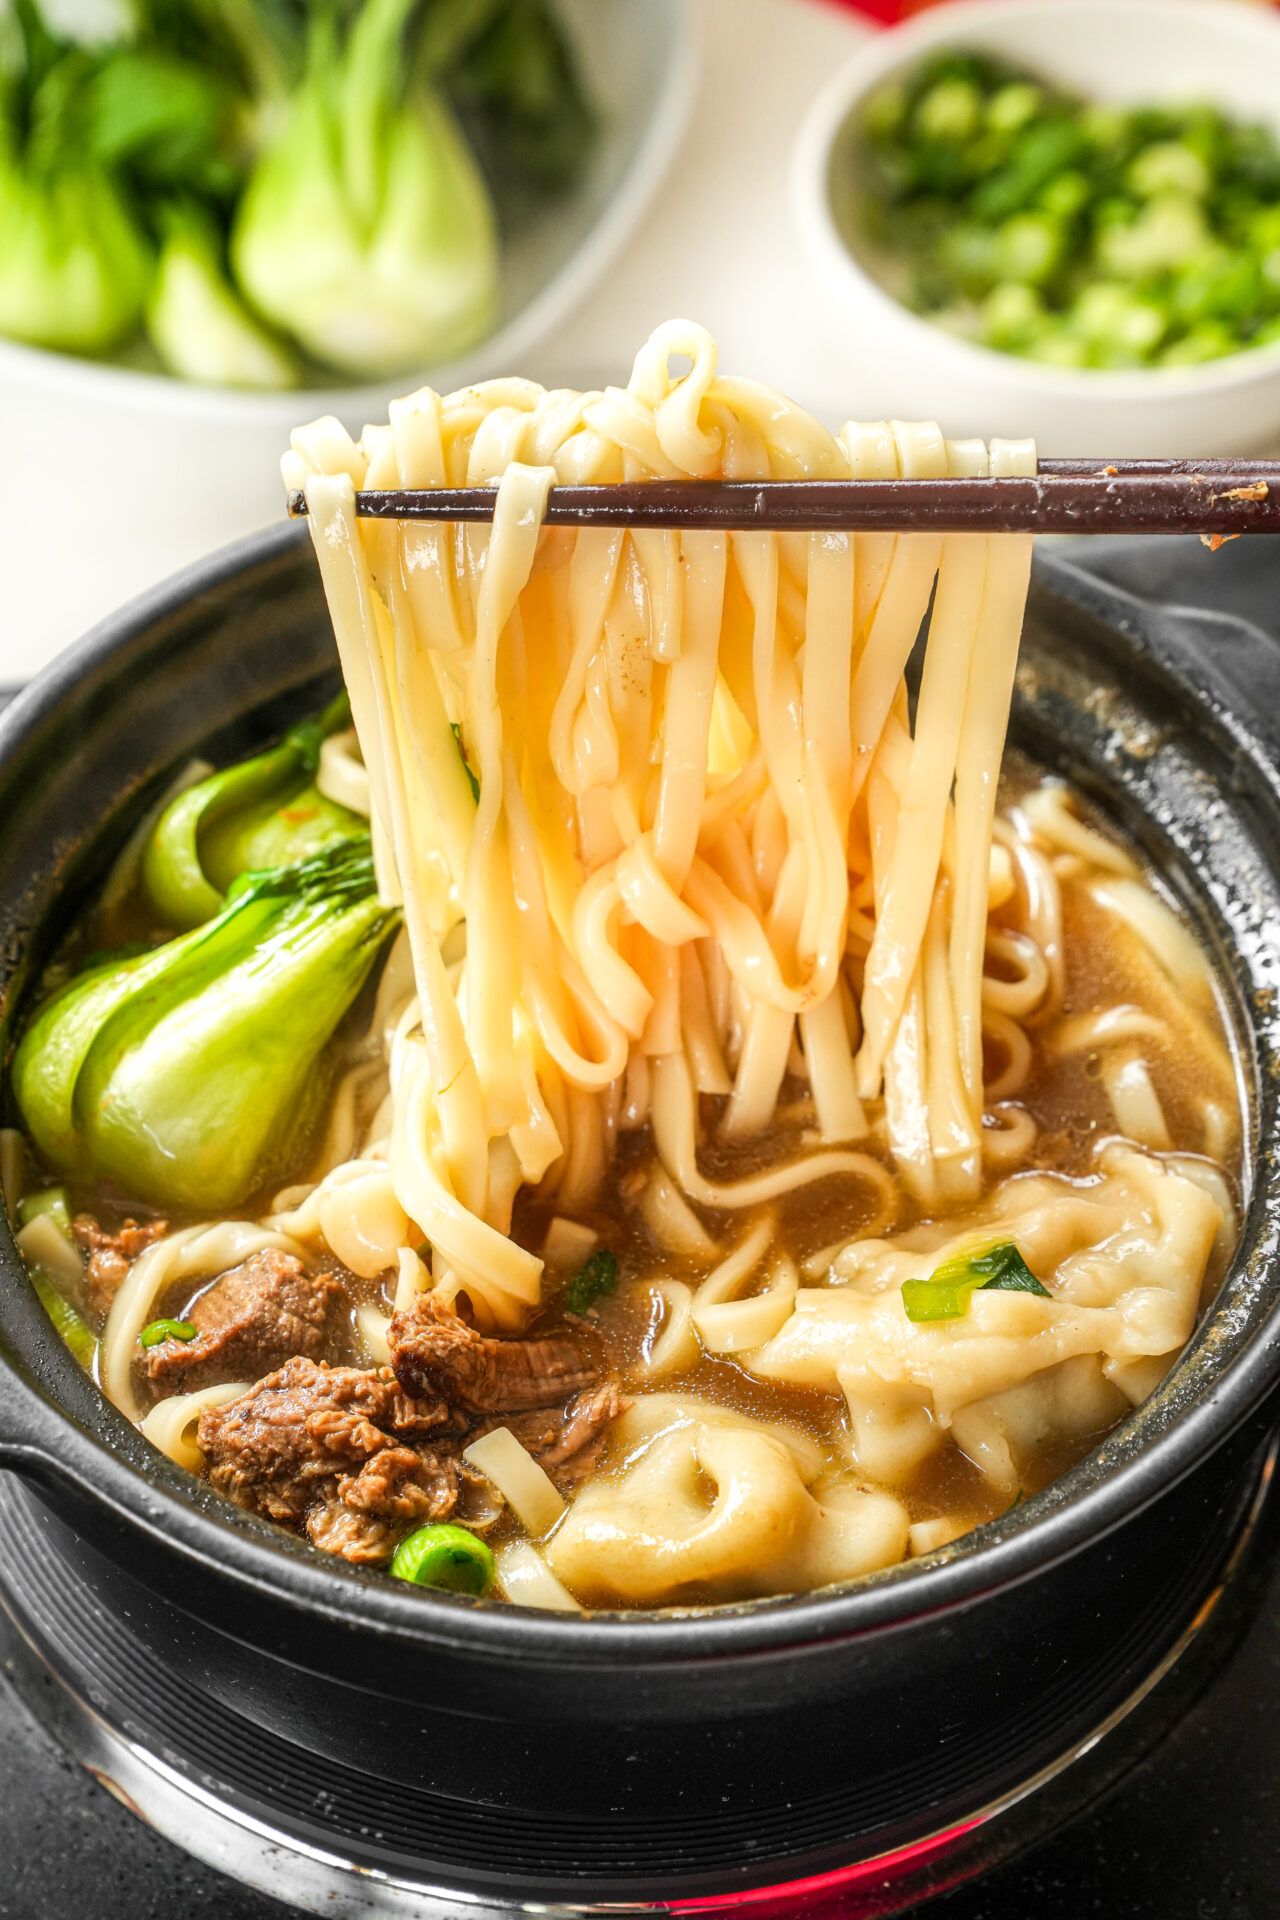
792;0;1280;455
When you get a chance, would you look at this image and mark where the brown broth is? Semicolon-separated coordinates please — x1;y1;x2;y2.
42;756;1245;1593
502;758;1244;1575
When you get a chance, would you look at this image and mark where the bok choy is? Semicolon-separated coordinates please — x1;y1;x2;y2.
231;0;498;377
1;1;595;383
146;200;300;389
0;2;153;353
13;842;399;1212
142;693;363;929
29;1270;98;1370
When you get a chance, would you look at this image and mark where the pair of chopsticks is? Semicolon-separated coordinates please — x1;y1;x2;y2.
285;459;1280;537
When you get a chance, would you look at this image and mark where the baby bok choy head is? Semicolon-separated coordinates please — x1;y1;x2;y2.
0;1;153;353
231;0;499;378
142;693;364;929
12;841;399;1213
146;199;300;390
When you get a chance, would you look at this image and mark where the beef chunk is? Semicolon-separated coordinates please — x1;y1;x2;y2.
73;1213;168;1316
538;1382;629;1482
142;1249;349;1400
479;1382;629;1492
388;1295;596;1412
197;1357;456;1565
198;1301;625;1570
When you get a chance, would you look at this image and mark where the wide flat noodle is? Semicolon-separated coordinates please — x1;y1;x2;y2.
279;321;1041;1325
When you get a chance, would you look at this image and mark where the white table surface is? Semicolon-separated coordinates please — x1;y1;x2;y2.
527;0;872;407
4;0;871;682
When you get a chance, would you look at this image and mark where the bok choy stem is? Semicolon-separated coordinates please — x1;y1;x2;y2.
13;841;399;1212
230;0;498;377
142;693;360;928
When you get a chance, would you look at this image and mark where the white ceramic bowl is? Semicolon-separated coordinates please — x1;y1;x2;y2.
5;0;697;672
792;0;1280;457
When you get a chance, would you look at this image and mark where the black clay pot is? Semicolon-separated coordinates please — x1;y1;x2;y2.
2;529;1280;1910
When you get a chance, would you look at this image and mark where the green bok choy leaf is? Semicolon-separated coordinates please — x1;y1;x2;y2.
12;841;399;1212
30;1270;98;1371
0;3;151;353
0;2;244;357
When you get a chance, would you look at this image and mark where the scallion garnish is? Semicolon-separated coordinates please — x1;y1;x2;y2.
902;1241;1051;1324
390;1523;494;1596
564;1249;618;1317
139;1317;198;1348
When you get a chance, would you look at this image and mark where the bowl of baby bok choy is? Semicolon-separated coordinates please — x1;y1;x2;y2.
1;0;697;664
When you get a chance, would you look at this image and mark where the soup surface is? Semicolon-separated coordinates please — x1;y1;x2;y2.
9;754;1240;1610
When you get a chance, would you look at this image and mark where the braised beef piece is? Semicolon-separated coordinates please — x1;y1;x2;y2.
538;1382;629;1483
198;1302;625;1566
474;1382;630;1492
141;1249;350;1400
388;1294;595;1412
73;1213;168;1316
197;1357;456;1565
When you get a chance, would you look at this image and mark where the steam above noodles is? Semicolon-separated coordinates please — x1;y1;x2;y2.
281;319;1040;1329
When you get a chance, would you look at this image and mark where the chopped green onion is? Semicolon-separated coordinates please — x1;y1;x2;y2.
901;1275;975;1323
862;82;908;144
564;1249;618;1317
986;82;1042;138
847;50;1280;370
915;77;981;145
390;1523;495;1595
17;1187;72;1241
1128;141;1211;202
139;1318;198;1348
1026;325;1089;369
993;211;1064;287
975;1243;1053;1295
902;1240;1051;1324
1039;170;1089;220
451;723;480;802
980;281;1047;351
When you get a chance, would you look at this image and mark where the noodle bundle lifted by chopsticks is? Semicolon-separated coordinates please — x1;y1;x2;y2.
283;320;1036;1331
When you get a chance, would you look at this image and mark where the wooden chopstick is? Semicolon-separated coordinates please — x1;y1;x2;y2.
285;459;1280;535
